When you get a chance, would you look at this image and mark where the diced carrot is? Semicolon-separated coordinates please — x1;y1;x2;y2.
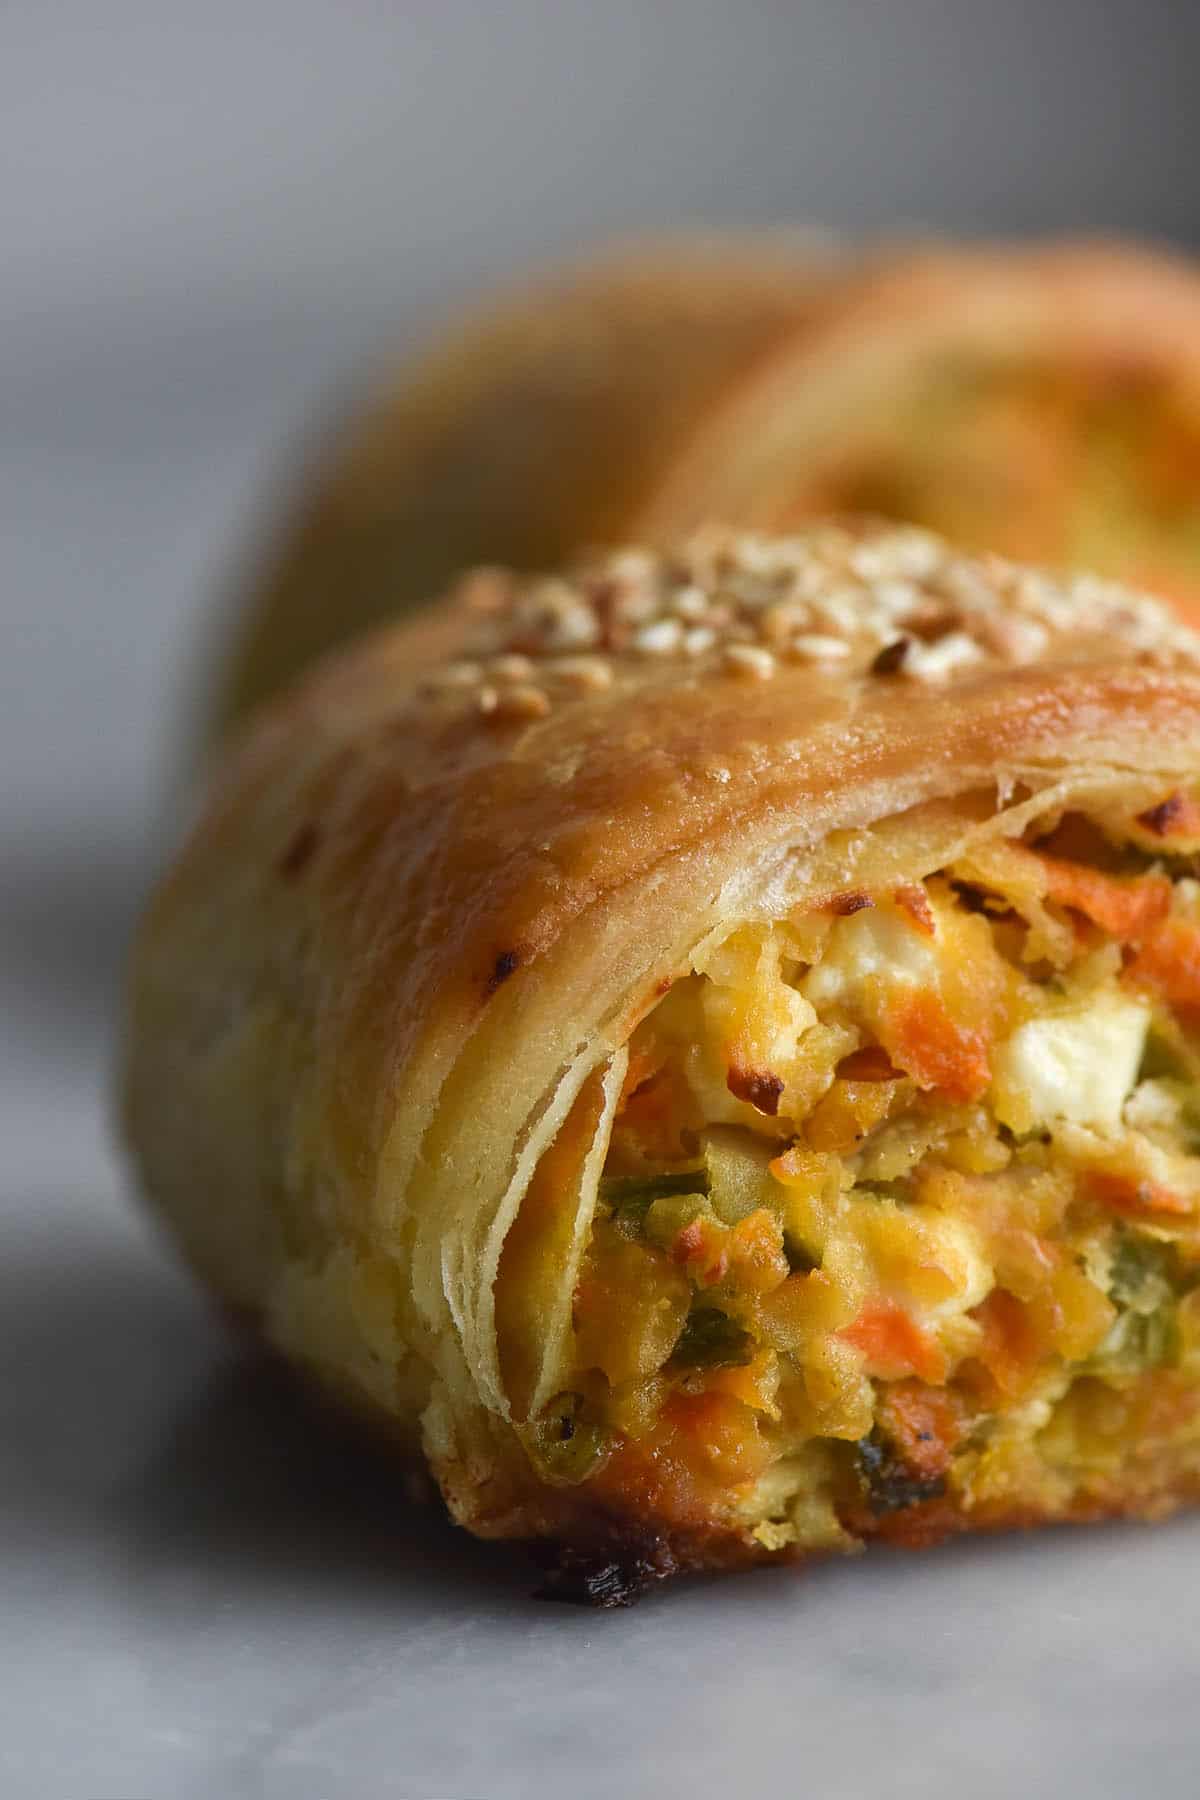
893;884;936;936
876;1380;964;1479
726;1208;790;1294
768;1145;828;1188
706;1346;780;1414
1033;851;1171;940
1125;916;1200;1016
671;1216;729;1286
881;989;991;1103
1087;1170;1193;1218
968;1287;1041;1396
661;1390;774;1487
838;1299;949;1385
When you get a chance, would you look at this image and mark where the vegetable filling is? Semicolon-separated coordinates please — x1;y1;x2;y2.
502;794;1200;1550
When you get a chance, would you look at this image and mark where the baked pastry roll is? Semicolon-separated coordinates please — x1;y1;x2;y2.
125;524;1200;1600
210;233;840;734
640;241;1200;625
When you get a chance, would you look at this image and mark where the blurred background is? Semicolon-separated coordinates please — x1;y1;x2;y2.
3;4;1200;1789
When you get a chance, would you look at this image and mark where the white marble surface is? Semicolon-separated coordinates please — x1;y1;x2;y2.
5;4;1200;1794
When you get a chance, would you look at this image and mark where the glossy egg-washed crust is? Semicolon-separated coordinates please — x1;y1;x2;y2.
125;523;1200;1597
209;232;847;737
640;240;1200;625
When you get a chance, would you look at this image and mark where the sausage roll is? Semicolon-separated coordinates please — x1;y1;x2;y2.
125;523;1200;1601
210;233;841;734
640;241;1200;625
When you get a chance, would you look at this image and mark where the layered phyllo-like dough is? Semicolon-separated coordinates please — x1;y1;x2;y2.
124;524;1200;1599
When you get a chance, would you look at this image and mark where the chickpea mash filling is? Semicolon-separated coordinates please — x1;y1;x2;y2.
511;796;1200;1548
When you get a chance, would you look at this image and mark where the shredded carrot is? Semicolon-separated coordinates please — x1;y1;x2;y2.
881;989;991;1103
1033;850;1171;940
1088;1170;1193;1218
1125;916;1200;1016
838;1299;948;1385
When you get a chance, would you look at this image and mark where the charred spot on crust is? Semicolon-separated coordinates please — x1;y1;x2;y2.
830;890;874;916
855;1429;947;1516
655;975;674;996
486;948;521;995
870;636;911;676
726;1067;784;1116
277;821;320;879
531;1534;679;1607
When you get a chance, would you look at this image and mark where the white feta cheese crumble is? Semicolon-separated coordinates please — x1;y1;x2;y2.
801;905;938;1009
992;991;1150;1137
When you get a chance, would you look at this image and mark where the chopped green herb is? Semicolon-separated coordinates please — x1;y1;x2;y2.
1093;1305;1181;1373
669;1306;755;1370
1108;1232;1176;1313
526;1393;610;1485
600;1168;708;1227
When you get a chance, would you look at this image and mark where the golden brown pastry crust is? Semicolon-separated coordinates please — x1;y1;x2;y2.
210;233;843;734
639;240;1200;620
124;523;1200;1586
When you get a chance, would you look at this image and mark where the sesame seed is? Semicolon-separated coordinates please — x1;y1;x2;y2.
487;684;551;723
417;520;1200;729
760;599;813;646
683;626;717;657
723;643;776;680
900;631;984;682
489;653;535;683
633;618;684;656
671;584;710;621
550;655;613;691
785;633;852;663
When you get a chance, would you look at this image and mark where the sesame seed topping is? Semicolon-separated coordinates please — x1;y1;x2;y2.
634;617;684;657
420;521;1200;727
551;654;613;691
484;683;551;724
489;652;535;683
785;633;853;663
683;626;717;657
723;643;777;680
